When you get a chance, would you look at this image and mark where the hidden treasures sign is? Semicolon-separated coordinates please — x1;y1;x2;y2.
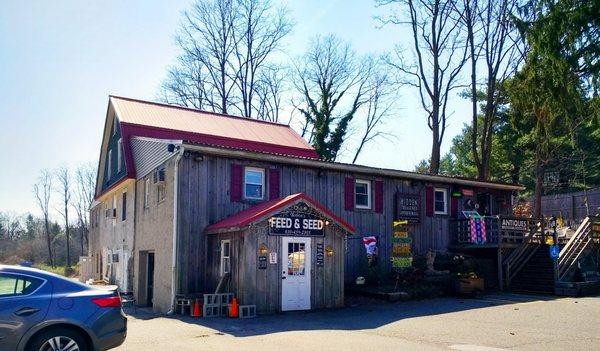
269;207;325;236
395;193;421;224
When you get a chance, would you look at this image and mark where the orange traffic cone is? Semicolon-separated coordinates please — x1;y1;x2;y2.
192;298;201;318
229;297;239;318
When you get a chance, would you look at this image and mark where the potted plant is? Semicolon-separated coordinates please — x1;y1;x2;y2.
455;272;484;294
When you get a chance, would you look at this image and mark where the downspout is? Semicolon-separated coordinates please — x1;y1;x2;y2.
168;146;184;314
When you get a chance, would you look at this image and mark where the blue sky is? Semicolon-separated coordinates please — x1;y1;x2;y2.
0;0;470;216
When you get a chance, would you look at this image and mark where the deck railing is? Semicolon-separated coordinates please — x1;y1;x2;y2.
450;216;540;246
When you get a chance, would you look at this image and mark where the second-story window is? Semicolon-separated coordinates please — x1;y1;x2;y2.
107;149;112;181
355;179;371;209
117;138;122;173
121;191;127;221
144;178;150;208
244;167;264;200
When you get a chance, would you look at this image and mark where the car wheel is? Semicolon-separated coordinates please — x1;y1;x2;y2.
27;328;88;351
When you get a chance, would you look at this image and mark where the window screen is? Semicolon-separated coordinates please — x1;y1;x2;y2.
355;180;371;208
244;167;264;200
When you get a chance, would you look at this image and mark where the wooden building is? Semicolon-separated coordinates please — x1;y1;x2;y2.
204;193;354;313
89;96;523;313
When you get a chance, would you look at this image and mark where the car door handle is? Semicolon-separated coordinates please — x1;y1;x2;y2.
14;307;40;316
282;276;286;279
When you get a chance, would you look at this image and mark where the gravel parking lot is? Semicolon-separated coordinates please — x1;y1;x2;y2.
115;293;600;351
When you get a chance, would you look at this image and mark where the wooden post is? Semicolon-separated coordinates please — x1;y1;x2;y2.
497;247;504;291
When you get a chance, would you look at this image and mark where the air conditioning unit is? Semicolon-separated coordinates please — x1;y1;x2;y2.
105;208;116;218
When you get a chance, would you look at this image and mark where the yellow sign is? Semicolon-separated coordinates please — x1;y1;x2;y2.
393;220;408;227
394;231;409;238
393;245;411;254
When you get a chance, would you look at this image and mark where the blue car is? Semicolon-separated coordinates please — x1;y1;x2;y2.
0;265;127;351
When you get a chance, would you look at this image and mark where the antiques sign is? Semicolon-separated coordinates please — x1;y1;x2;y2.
501;217;528;232
391;220;413;268
269;209;325;236
395;193;421;224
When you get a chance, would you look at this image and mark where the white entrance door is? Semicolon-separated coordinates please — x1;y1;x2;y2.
281;237;311;311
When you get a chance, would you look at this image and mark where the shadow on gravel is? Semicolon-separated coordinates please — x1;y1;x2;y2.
128;293;562;338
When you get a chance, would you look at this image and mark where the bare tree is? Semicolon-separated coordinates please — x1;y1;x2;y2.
33;170;54;266
161;54;216;110
294;35;373;161
174;0;237;114
0;212;23;240
254;65;288;122
378;0;469;174
352;71;396;163
55;166;72;268
456;0;522;180
73;162;96;255
232;0;292;118
162;0;292;119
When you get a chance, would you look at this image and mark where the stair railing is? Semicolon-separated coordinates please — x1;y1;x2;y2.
557;217;593;281
503;221;544;289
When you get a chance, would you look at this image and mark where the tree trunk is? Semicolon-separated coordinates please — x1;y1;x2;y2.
510;164;520;184
44;216;53;267
533;153;545;219
430;122;441;174
64;204;70;268
80;225;84;257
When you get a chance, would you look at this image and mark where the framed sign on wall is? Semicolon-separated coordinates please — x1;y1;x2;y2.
395;192;421;224
268;203;326;236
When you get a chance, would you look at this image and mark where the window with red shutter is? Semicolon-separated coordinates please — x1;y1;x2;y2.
375;180;384;213
230;164;243;202
344;177;355;211
269;168;280;200
425;186;434;217
451;197;458;217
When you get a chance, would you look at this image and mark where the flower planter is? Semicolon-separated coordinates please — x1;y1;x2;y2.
455;277;484;294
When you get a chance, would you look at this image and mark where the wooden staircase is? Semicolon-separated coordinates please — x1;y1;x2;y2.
509;245;555;294
503;216;599;294
558;217;596;281
503;221;546;292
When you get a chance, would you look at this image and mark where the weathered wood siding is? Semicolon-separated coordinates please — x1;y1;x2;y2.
206;222;346;313
177;152;513;295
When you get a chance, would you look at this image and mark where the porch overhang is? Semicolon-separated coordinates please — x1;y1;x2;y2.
204;193;356;235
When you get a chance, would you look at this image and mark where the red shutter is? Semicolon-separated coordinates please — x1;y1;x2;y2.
425;186;434;217
269;168;280;200
374;180;384;213
344;177;355;211
230;164;243;202
451;196;458;217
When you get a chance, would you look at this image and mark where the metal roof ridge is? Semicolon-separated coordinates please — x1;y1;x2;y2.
108;94;297;129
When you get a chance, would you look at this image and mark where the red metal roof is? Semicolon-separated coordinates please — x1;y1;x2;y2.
204;193;356;234
110;96;318;159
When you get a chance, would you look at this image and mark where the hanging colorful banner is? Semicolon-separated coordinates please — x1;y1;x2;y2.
362;236;378;255
469;215;487;244
392;220;413;268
